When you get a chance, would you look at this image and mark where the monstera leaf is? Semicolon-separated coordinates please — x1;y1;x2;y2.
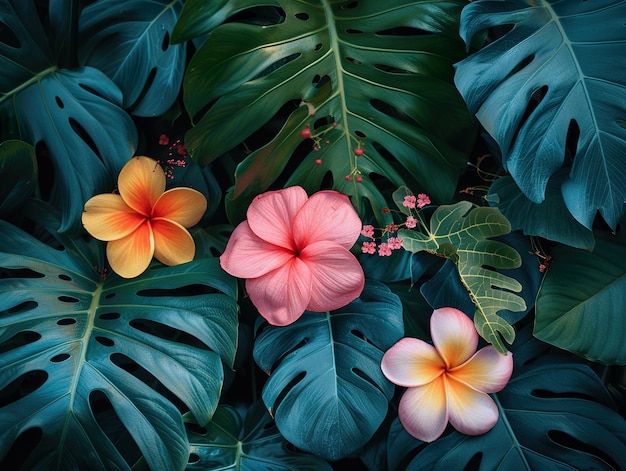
79;0;186;116
535;225;626;364
172;0;476;223
0;140;37;217
399;200;525;353
0;201;238;470
184;402;332;470
385;329;626;470
253;281;403;460
454;0;626;230
0;0;137;232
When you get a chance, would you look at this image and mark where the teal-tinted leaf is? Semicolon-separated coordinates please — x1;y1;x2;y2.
388;329;626;470
535;226;626;364
454;0;626;230
486;173;595;250
0;201;238;470
185;402;332;470
79;0;186;116
175;0;475;224
253;281;403;460
0;140;37;216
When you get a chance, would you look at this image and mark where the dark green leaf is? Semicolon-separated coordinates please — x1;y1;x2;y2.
253;281;403;460
0;140;37;216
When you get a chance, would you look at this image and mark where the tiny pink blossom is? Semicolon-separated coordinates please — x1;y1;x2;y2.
158;134;169;145
387;237;403;250
405;215;417;229
361;225;375;239
378;243;392;256
361;241;377;254
417;193;431;208
385;223;399;233
403;195;416;209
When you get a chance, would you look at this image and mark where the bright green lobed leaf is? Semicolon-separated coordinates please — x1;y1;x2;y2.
174;0;476;224
253;281;404;461
0;201;238;470
454;0;626;230
399;201;525;352
535;225;626;364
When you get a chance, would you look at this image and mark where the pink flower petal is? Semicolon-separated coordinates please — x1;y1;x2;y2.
450;346;513;393
398;377;448;442
246;186;307;251
152;218;196;266
446;376;499;436
381;338;445;387
106;221;154;278
430;307;478;369
82;193;145;241
220;222;295;279
298;241;365;312
152;187;207;228
293;190;362;250
246;258;313;326
117;156;166;216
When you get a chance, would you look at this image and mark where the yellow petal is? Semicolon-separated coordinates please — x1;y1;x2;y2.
450;346;513;393
152;218;195;266
118;156;165;216
82;194;145;241
106;221;154;278
446;375;499;436
398;376;448;442
430;307;478;369
152;187;207;227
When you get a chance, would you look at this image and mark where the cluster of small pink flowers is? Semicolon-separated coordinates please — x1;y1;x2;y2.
405;215;417;228
361;241;377;254
417;193;431;208
157;135;188;179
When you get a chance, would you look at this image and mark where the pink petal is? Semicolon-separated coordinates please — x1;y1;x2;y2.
381;338;445;387
298;241;364;312
152;187;207;227
82;193;145;241
246;186;307;251
446;376;499;436
430;307;478;369
118;156;165;216
246;258;312;326
398;376;448;442
293;190;362;250
220;222;295;279
450;346;513;393
152;218;196;266
106;221;154;278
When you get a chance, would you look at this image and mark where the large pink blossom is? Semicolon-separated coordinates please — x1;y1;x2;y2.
381;307;513;442
220;186;365;326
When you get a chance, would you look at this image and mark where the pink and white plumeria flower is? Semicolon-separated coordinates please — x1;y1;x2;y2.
220;186;365;326
381;307;513;442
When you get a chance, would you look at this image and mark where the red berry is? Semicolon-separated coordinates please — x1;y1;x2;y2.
315;159;322;165
332;122;338;127
354;148;364;156
356;176;363;182
345;175;351;181
300;128;312;139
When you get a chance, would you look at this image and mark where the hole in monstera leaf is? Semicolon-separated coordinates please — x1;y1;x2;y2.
463;452;483;470
185;421;208;435
487;24;514;43
272;371;306;413
129;318;209;350
78;82;109;102
1;268;44;280
58;274;71;281
225;6;286;26
375;63;414;74
89;390;142;466
6;300;38;314
95;336;114;347
352;367;385;394
57;318;77;325
110;353;186;412
295;12;309;20
0;370;47;407
547;430;620;470
137;284;216;297
509;85;548;151
104;292;116;299
0;331;40;355
376;26;429;36
266;337;309;373
370;98;415;125
0;21;20;48
69;118;103;163
128;68;157;114
161;31;170;51
341;1;359;9
311;74;330;89
0;427;42;469
35;140;55;202
564;119;580;166
99;312;120;320
355;130;367;138
507;54;535;78
50;353;70;363
314;42;323;51
58;296;79;304
345;28;363;34
531;388;597;402
55;96;64;109
188;453;200;463
345;56;362;65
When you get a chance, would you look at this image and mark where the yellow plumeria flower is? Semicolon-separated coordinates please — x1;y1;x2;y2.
82;156;207;278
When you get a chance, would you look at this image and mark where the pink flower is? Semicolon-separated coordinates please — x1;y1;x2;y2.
361;224;375;239
378;243;392;256
220;186;365;326
387;237;403;250
417;193;431;208
361;241;377;254
381;307;513;442
405;215;417;229
158;134;169;145
403;195;417;209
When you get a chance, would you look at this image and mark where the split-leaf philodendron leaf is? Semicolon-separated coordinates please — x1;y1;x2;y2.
0;201;238;470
